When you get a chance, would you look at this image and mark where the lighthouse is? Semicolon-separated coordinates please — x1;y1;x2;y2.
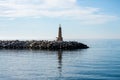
57;24;63;41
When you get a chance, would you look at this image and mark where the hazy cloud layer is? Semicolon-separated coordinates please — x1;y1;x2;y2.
0;0;117;24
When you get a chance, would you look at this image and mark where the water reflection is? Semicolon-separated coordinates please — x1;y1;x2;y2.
0;49;87;79
57;50;63;78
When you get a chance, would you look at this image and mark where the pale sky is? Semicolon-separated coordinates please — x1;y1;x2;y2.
0;0;120;40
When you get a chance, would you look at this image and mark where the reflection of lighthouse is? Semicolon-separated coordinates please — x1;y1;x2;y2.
57;24;63;41
57;50;62;78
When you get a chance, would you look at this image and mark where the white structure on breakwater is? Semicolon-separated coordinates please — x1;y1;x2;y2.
57;24;63;41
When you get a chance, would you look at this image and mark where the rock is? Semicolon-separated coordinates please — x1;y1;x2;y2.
0;40;89;50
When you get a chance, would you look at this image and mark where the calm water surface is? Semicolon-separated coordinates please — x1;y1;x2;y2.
0;39;120;80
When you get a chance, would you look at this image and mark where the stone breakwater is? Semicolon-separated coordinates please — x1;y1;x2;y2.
0;40;89;50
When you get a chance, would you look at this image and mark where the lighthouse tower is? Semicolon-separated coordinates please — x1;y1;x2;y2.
57;24;63;41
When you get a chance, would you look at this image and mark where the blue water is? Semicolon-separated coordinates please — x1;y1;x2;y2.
0;39;120;80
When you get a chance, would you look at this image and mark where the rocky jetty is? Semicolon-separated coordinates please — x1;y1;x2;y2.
0;40;89;50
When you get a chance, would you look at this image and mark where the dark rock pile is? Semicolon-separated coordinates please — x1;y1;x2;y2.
0;40;89;50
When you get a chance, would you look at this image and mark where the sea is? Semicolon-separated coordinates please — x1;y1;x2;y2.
0;39;120;80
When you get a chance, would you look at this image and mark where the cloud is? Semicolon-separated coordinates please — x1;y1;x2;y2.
0;0;117;24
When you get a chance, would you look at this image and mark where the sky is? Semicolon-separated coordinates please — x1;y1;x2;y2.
0;0;120;40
